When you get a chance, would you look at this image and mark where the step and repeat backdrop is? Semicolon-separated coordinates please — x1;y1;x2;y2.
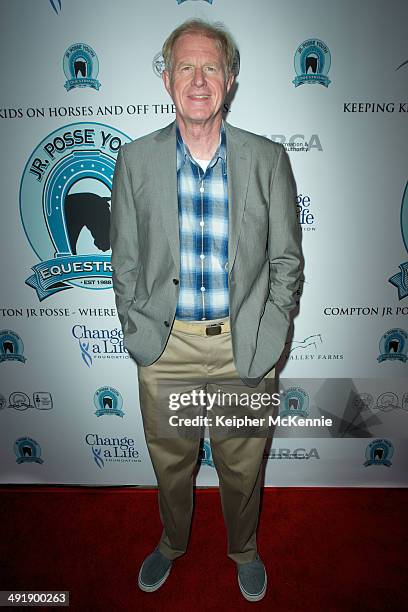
0;0;407;486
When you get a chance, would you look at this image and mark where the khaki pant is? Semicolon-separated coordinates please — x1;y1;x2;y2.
137;318;275;564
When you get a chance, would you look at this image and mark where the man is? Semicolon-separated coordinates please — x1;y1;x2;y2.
110;19;302;602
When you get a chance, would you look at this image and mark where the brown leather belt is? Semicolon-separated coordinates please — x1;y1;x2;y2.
173;317;230;336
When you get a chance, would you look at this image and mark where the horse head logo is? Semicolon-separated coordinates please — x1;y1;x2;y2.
64;192;111;255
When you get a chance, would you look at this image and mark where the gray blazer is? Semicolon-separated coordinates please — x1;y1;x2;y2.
110;121;302;385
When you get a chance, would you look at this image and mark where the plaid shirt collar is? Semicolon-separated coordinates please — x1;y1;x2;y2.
176;121;227;175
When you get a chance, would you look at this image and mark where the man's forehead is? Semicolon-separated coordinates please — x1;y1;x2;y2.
173;33;222;60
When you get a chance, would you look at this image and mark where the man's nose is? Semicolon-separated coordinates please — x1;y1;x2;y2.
192;67;206;87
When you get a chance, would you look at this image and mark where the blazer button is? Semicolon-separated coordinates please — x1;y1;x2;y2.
173;279;179;285
164;321;170;327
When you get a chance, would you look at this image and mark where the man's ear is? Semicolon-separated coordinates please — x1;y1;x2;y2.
163;70;171;97
226;73;235;94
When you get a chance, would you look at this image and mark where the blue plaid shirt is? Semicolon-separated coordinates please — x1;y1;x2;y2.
175;123;229;321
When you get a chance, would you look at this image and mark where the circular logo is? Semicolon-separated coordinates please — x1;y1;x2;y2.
63;42;101;91
14;436;43;464
293;39;331;87
0;330;26;363
94;386;124;417
9;392;31;411
153;52;165;78
364;439;394;467
280;386;309;417
376;392;399;411
20;122;132;299
378;328;408;363
352;393;373;411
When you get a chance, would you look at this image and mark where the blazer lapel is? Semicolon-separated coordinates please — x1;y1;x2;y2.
226;123;252;271
153;122;180;274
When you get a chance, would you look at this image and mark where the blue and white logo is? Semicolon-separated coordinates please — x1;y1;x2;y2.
293;39;331;87
63;43;101;91
389;182;408;299
200;439;214;467
14;437;44;464
63;43;101;92
364;439;393;467
94;387;124;417
20;123;131;300
72;325;128;367
280;387;309;418
0;330;26;364
85;433;141;469
378;328;408;363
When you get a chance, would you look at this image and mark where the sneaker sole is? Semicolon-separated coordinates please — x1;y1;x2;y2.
138;564;172;593
238;572;267;602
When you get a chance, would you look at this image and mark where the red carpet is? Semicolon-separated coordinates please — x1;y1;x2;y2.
1;487;407;611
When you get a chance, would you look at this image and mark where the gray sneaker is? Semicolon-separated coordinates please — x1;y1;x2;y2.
237;555;267;602
138;549;172;592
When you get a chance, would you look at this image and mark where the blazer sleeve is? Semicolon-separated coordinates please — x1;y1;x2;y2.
110;145;139;331
267;145;303;318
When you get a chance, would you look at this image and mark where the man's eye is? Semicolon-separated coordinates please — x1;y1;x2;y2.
181;66;192;71
205;66;216;72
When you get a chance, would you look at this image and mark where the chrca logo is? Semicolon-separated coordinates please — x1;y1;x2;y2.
377;329;408;363
293;39;331;88
20;123;132;300
265;448;320;460
269;134;323;152
389;182;408;299
63;43;101;92
0;330;26;364
364;439;393;467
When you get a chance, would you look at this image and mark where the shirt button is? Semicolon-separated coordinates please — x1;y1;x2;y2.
200;286;205;292
200;254;205;260
164;321;170;327
199;186;204;193
172;278;179;285
199;221;205;227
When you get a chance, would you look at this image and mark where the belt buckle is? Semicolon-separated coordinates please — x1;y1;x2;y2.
206;324;222;336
